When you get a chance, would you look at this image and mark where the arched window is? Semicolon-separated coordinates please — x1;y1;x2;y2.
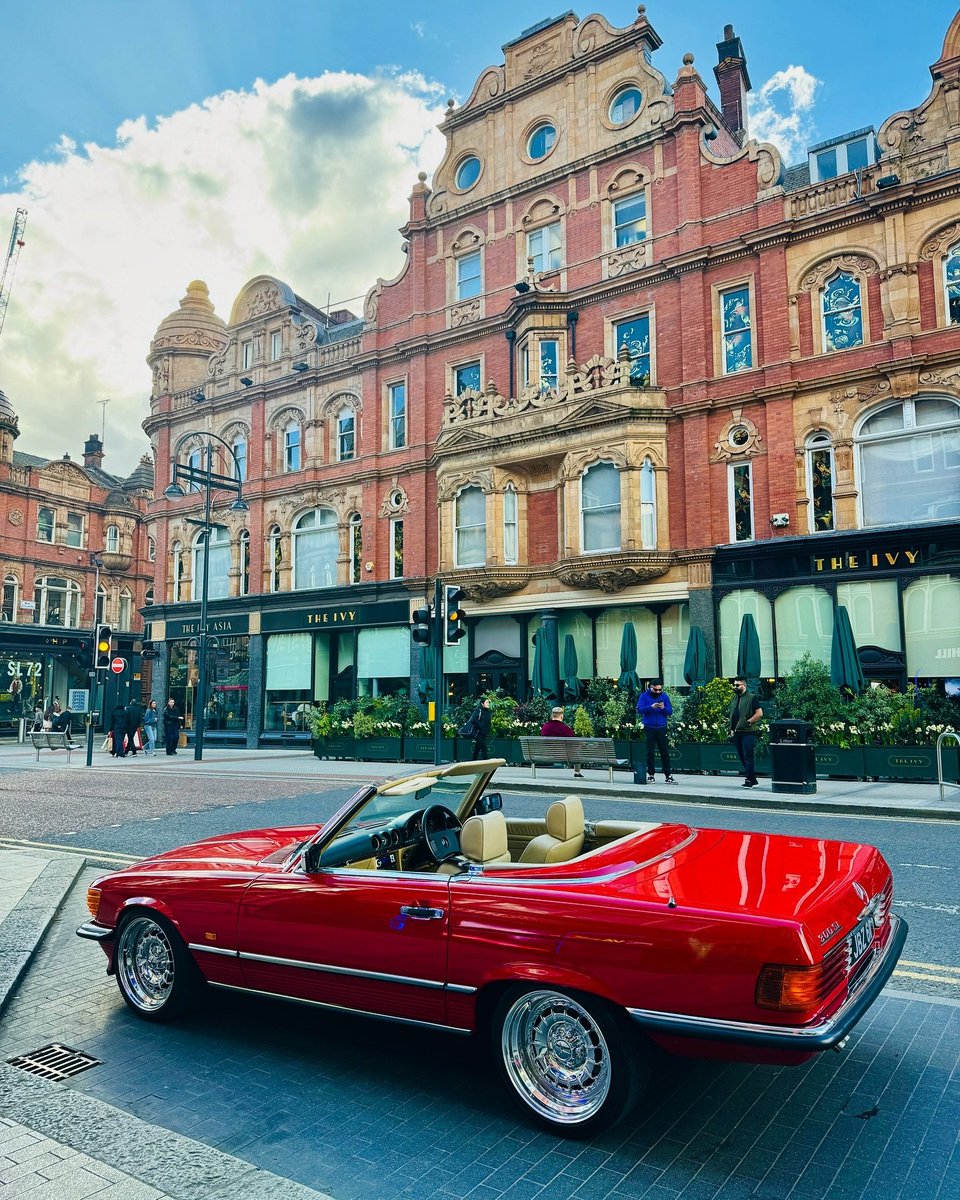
118;588;132;631
337;408;356;462
821;272;863;352
293;508;338;589
806;432;835;532
349;513;363;583
944;242;960;325
640;458;657;549
96;584;106;624
192;526;231;600
105;524;120;553
1;575;18;622
268;525;282;593
581;462;621;553
187;448;202;492
503;486;518;565
172;541;184;602
857;396;960;526
455;487;486;567
239;529;250;596
147;535;156;562
232;435;247;482
284;422;301;472
144;587;154;606
33;577;81;627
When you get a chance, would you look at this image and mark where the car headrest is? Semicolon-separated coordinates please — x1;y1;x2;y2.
546;795;584;841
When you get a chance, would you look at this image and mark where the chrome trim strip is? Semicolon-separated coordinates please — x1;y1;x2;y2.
627;914;907;1051
188;942;239;958
76;921;114;942
207;981;472;1034
445;982;478;995
238;949;446;991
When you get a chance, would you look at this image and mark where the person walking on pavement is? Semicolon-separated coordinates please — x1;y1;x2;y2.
730;675;763;788
109;702;128;758
637;680;676;783
540;706;584;778
466;697;492;760
142;700;159;755
162;698;183;756
124;698;143;757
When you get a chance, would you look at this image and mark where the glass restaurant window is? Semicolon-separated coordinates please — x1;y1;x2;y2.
192;526;231;601
264;632;311;733
581;462;621;553
293;508;338;589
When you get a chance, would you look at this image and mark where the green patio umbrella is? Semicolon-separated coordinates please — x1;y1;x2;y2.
830;605;866;695
736;613;762;691
416;644;435;702
683;626;710;689
617;622;641;693
532;625;560;700
562;634;581;701
531;627;546;696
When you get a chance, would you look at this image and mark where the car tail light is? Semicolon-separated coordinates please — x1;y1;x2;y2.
755;962;829;1012
86;889;102;919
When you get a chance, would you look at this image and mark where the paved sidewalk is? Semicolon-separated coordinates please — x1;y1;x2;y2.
0;847;332;1200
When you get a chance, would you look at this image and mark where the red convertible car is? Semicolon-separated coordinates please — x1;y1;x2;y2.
78;761;906;1135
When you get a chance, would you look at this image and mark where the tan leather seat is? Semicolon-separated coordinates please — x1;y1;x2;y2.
460;811;511;865
518;796;585;864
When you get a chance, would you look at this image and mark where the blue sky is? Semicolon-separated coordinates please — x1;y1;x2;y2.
1;1;956;473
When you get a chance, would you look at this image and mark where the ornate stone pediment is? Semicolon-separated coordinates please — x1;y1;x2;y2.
555;552;672;593
451;566;531;601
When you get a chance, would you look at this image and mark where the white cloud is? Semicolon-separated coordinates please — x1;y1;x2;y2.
0;71;448;476
748;65;821;163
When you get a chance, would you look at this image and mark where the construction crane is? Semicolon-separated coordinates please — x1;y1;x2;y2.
0;207;28;342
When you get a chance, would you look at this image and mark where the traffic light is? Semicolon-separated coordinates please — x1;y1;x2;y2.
95;624;113;670
444;586;467;645
411;605;432;647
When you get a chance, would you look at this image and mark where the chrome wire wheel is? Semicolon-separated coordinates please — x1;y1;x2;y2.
500;989;612;1125
116;915;176;1013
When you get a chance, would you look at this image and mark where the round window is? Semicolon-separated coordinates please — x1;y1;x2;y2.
729;425;750;449
610;87;642;125
527;123;557;161
455;156;481;191
389;490;404;510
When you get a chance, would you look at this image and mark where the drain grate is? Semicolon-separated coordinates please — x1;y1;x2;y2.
8;1043;102;1080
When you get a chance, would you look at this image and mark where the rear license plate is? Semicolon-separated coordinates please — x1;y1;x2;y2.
850;916;875;966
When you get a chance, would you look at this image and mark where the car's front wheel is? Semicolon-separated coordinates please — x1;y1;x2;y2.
114;912;201;1022
493;986;647;1136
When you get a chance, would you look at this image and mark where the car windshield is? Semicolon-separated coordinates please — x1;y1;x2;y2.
339;770;486;834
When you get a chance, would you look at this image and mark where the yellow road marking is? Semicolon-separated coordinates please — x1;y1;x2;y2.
899;959;960;974
893;969;960;985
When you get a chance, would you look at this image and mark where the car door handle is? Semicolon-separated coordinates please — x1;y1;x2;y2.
399;905;445;921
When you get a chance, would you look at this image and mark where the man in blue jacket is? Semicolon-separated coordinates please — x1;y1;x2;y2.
636;680;676;783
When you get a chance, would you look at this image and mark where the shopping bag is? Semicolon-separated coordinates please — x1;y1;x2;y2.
134;728;143;750
102;734;113;753
178;730;188;748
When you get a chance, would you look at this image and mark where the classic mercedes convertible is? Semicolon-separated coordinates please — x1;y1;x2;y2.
78;761;906;1135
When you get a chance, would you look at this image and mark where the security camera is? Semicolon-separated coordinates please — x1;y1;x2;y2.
770;513;790;528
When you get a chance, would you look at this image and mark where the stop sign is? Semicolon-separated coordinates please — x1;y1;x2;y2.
111;657;126;675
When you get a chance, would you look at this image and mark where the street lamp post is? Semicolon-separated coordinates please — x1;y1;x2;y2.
164;433;248;762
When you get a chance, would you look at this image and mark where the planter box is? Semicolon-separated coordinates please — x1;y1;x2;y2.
358;736;402;762
815;746;865;778
670;743;701;773
862;746;938;781
404;737;436;762
941;744;960;783
318;736;355;760
488;738;523;765
698;744;745;775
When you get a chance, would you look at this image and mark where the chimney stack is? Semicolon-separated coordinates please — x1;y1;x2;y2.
714;23;751;145
83;434;104;470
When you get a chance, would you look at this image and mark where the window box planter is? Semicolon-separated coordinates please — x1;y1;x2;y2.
357;736;402;762
814;746;865;778
862;746;938;781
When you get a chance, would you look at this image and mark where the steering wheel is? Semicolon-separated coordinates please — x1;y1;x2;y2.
421;804;463;864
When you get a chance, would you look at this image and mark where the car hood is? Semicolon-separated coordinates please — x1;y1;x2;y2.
131;825;319;873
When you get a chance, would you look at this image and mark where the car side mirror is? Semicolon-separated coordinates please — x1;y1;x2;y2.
475;791;503;815
303;844;321;873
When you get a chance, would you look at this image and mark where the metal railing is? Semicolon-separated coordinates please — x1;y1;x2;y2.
936;731;960;804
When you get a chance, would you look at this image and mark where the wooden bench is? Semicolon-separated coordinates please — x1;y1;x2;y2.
30;730;79;763
518;736;624;783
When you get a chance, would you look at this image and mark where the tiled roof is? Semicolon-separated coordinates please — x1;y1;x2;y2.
783;162;811;192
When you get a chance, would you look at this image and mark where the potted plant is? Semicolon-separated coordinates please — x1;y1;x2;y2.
404;720;435;762
317;699;356;759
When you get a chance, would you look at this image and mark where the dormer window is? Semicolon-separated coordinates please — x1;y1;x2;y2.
808;128;877;183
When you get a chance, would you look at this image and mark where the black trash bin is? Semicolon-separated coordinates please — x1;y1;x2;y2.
769;719;816;795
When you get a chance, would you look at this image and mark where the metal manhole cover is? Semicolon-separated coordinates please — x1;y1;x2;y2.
8;1043;102;1080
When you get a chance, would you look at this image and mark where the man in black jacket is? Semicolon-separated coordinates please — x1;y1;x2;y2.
124;699;143;757
729;676;763;787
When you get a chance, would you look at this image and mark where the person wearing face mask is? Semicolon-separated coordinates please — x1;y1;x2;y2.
729;676;763;788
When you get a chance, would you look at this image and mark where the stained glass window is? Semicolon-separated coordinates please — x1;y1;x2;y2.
391;519;404;579
822;273;863;352
350;513;363;583
730;462;753;542
269;526;282;593
944;243;960;325
615;315;651;386
807;433;834;532
721;287;753;374
454;362;481;395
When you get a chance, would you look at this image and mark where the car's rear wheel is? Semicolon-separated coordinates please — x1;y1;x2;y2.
114;912;200;1022
493;986;647;1136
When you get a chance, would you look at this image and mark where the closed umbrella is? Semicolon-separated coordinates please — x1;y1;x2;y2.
617;622;641;693
541;620;561;701
416;644;435;702
531;628;545;696
562;634;581;701
683;626;710;689
736;613;762;691
830;605;866;695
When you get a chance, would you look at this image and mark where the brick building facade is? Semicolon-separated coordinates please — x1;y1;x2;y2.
144;9;960;746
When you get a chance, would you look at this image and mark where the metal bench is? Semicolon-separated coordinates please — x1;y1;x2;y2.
30;730;79;763
518;736;624;783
